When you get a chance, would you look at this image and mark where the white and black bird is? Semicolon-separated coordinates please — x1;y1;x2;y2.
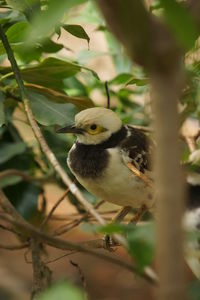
57;107;200;278
57;107;154;209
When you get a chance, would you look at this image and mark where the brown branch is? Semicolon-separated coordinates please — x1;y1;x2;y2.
97;0;181;73
0;212;157;284
0;242;28;250
0;189;27;225
30;238;50;299
0;169;53;183
53;200;105;236
0;189;157;284
70;260;88;298
40;188;69;229
96;1;195;299
0;223;22;237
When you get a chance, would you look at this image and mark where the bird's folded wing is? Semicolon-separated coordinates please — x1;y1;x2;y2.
120;125;153;175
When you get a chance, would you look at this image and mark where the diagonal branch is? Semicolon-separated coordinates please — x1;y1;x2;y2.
0;24;105;226
0;189;157;284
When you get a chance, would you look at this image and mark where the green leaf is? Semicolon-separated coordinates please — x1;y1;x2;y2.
6;21;29;43
0;10;11;24
25;0;88;44
28;90;77;126
160;0;199;50
0;142;26;164
126;77;148;86
188;280;200;300
0;21;29;56
0;91;5;127
110;73;133;85
6;0;39;13
35;282;84;300
0;150;39;188
127;224;155;271
62;24;90;47
0;22;63;61
4;181;40;219
42;128;72;170
41;38;63;54
20;57;81;89
26;84;94;109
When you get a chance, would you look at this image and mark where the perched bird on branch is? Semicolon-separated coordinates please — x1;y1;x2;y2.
57;107;154;210
57;107;200;278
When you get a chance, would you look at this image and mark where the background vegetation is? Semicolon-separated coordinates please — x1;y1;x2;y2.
0;0;200;299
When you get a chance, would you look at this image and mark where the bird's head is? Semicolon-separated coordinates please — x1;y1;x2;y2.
57;107;122;145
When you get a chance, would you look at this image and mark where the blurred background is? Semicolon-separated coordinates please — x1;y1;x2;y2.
0;0;200;299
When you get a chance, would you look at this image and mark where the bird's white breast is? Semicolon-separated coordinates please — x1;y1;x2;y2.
68;147;154;208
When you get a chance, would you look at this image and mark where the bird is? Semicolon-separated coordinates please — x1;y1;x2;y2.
57;106;200;277
57;107;154;211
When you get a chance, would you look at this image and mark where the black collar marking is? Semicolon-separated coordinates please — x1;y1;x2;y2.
69;126;127;178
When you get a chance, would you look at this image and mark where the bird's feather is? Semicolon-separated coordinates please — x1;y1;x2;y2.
120;126;153;174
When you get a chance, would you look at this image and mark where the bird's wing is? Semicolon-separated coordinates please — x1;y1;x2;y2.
120;125;153;174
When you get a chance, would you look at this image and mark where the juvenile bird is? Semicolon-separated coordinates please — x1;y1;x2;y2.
57;107;154;210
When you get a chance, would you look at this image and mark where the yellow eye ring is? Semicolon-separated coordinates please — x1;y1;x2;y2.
86;124;106;135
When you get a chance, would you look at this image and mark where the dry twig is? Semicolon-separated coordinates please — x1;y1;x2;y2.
0;242;28;250
40;188;70;229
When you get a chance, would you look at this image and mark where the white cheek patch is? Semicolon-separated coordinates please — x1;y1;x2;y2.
77;131;112;145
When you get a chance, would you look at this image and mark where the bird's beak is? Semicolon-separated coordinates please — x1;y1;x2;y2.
56;124;85;135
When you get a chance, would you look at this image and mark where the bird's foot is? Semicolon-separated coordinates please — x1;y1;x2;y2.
102;234;118;252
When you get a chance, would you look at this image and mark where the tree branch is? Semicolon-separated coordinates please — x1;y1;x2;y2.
0;189;157;284
0;242;28;250
30;238;50;299
0;212;157;284
40;189;69;229
96;1;198;300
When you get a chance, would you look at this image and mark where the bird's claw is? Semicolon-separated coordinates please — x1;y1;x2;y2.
102;234;117;252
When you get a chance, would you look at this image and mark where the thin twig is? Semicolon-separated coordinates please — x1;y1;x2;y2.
54;200;105;236
70;260;88;299
51;209;118;221
105;81;110;109
0;242;29;250
0;223;22;237
45;251;77;264
40;188;69;229
0;169;52;183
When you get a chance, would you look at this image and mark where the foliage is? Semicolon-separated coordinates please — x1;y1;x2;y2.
35;281;84;300
0;0;200;297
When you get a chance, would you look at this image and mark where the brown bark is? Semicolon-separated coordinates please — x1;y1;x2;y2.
96;1;200;299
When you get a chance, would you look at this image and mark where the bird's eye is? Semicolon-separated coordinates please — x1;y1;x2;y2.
90;124;97;131
86;124;106;135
